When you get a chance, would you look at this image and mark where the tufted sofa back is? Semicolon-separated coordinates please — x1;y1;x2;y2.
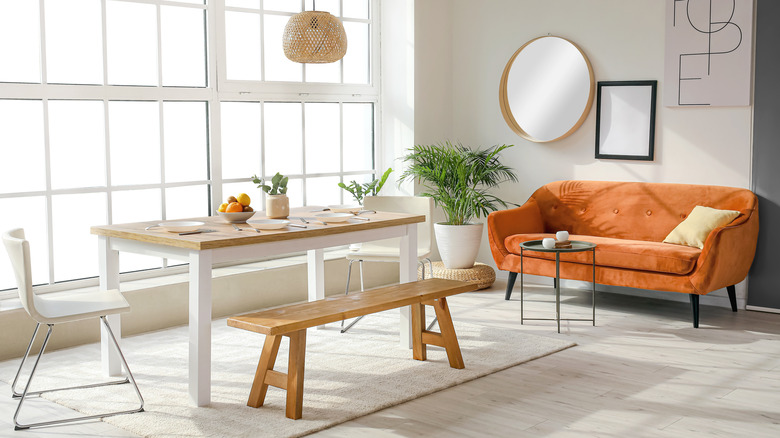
530;180;758;242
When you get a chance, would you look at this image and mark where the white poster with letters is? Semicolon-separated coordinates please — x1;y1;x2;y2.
664;0;753;107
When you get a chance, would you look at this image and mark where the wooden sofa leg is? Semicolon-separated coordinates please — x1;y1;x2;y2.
690;294;699;328
727;285;738;312
286;330;307;420
248;334;282;408
505;272;517;300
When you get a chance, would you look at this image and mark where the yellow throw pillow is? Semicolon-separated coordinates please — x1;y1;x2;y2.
663;206;740;249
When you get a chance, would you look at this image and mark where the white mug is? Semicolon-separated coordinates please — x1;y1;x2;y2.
556;231;569;242
542;238;555;249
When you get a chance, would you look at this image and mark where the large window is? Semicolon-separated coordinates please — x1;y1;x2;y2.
0;0;378;295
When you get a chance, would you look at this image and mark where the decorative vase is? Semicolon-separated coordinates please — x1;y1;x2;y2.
434;222;484;269
266;194;289;219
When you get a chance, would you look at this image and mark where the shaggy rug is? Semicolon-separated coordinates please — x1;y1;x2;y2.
0;311;574;437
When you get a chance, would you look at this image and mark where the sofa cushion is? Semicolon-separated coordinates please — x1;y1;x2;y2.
504;234;702;275
663;205;740;249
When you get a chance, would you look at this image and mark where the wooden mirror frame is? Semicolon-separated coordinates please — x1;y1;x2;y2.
499;36;596;143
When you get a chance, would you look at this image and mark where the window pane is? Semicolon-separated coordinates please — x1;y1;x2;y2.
264;14;302;82
264;102;302;176
306;176;340;206
0;100;45;193
220;102;261;179
0;197;49;289
343;22;369;84
161;6;207;87
49;100;106;190
227;0;259;9
112;189;163;273
342;103;373;172
44;0;103;85
306;61;340;84
264;0;300;13
305;103;340;174
52;192;106;281
304;0;339;15
225;11;261;81
166;185;209;219
286;178;303;208
107;0;158;86
0;0;41;83
109;101;161;186
164;102;208;183
343;0;369;19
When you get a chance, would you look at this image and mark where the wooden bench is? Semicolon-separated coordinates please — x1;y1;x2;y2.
227;278;476;419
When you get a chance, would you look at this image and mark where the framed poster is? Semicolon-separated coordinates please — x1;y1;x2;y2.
664;0;753;107
595;81;657;161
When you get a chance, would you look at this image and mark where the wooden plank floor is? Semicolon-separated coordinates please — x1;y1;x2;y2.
1;279;779;437
312;280;780;437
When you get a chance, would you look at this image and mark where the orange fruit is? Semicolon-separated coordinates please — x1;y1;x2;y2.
217;203;228;213
237;193;251;206
226;202;243;213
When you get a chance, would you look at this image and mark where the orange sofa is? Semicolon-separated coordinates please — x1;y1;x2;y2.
487;180;759;327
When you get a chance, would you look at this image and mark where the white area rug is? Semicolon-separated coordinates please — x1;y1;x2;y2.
0;311;574;438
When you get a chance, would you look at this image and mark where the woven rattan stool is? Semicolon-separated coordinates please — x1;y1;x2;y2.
418;262;496;290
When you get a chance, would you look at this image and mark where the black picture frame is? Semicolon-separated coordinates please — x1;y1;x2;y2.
595;80;657;161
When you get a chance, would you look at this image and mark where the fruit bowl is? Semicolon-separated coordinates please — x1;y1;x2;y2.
316;212;354;223
328;204;362;214
217;211;256;223
157;221;205;233
247;219;290;230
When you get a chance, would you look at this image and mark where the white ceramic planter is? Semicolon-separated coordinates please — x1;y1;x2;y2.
266;194;289;219
434;222;484;269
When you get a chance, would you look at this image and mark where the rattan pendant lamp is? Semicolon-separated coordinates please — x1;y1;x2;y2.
283;1;348;63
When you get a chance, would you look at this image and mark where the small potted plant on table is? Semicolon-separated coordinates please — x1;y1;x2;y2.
252;172;289;219
338;168;393;206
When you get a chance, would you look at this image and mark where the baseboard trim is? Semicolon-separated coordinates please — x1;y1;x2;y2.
745;305;780;314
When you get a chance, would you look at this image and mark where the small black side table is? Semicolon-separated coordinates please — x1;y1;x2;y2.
519;240;597;333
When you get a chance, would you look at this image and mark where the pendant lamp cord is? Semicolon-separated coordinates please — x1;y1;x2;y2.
313;0;316;11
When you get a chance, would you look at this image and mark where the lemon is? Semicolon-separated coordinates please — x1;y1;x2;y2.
237;193;251;206
218;203;228;213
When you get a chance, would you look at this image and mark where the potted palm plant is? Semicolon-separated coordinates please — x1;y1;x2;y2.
400;142;517;269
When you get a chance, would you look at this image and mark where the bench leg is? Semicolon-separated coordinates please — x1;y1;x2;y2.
248;334;282;408
411;303;426;361
286;330;307;420
431;297;465;369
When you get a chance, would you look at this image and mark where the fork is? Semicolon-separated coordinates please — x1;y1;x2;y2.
232;224;244;231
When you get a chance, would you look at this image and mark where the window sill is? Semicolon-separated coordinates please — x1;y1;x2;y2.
0;248;352;314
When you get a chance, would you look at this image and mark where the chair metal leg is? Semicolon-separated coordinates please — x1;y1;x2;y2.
13;318;144;430
342;260;366;333
12;323;129;399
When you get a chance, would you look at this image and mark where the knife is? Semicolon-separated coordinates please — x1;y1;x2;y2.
179;229;216;236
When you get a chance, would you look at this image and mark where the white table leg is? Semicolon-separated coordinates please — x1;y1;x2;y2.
189;249;212;407
398;223;417;349
307;249;326;328
98;236;122;377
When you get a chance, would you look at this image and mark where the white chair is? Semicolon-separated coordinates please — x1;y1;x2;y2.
2;228;144;430
342;196;435;333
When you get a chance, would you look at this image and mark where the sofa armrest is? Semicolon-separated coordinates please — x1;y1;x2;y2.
689;206;759;294
487;198;545;267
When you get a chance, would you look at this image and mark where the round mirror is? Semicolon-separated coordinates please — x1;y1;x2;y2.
499;36;595;143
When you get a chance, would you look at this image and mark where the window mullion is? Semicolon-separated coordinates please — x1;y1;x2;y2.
42;98;55;285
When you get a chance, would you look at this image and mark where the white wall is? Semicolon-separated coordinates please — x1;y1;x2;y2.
415;0;754;306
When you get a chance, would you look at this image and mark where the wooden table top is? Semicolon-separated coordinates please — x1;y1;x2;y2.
90;209;425;251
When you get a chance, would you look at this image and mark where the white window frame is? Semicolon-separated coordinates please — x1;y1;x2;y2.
0;0;383;298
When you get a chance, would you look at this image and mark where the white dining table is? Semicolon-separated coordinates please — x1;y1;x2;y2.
90;209;423;407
